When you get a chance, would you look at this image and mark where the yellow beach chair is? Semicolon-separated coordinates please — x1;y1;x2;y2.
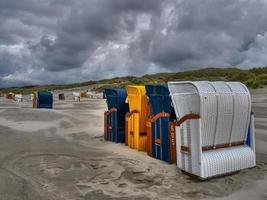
125;86;150;151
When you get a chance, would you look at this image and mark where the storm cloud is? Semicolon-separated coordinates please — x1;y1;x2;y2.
1;0;267;87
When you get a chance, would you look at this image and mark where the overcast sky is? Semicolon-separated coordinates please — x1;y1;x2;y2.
1;0;267;87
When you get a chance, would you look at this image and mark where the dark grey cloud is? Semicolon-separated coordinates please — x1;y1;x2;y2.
35;0;162;72
143;0;267;68
0;0;267;87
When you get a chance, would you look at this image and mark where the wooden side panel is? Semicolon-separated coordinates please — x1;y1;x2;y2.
169;122;177;164
104;111;108;140
32;93;37;108
139;133;147;152
128;114;135;149
133;113;138;150
146;120;152;156
125;113;129;145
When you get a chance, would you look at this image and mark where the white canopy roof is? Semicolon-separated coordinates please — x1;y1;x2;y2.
168;81;251;146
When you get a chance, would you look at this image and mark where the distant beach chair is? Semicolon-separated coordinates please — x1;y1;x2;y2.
58;93;65;100
33;91;53;109
73;92;80;102
15;94;23;103
80;91;87;98
6;92;15;100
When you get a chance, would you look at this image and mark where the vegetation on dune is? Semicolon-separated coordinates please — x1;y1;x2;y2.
0;81;96;96
96;67;267;91
1;67;267;95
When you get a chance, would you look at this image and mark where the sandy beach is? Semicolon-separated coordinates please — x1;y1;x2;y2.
0;89;266;200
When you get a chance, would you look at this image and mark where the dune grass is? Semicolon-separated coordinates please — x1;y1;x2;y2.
1;67;267;95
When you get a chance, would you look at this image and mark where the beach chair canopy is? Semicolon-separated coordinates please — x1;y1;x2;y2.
104;89;128;110
126;86;150;128
168;81;251;146
145;84;175;118
103;88;129;127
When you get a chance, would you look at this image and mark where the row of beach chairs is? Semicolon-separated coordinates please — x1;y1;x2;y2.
103;81;256;179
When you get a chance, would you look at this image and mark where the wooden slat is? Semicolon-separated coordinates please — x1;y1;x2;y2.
109;108;117;112
202;141;245;151
169;122;177;164
146;120;152;156
139;132;147;136
149;112;170;123
176;114;200;126
155;138;161;144
125;114;129;145
127;110;139;117
180;145;190;153
180;141;246;153
104;111;108;141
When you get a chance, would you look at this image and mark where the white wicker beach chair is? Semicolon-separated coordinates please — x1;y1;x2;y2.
168;81;256;179
15;94;23;103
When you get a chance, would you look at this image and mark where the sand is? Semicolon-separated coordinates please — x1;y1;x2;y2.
251;87;267;164
0;89;266;200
